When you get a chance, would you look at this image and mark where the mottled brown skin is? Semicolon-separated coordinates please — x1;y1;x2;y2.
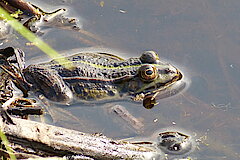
23;51;183;105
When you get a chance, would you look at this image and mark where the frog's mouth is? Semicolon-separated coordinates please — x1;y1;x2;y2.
152;78;186;99
141;70;186;100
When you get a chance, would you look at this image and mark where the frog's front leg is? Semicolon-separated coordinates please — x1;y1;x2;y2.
23;65;73;104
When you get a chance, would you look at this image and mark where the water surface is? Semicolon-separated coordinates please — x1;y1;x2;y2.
2;0;240;159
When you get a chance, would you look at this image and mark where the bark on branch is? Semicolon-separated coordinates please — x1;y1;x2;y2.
0;116;161;159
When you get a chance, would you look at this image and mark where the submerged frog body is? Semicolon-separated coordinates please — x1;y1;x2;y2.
22;51;184;107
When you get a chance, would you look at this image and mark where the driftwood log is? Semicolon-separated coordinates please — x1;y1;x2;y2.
0;116;161;159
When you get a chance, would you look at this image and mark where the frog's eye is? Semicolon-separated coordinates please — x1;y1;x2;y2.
139;65;158;81
140;51;159;64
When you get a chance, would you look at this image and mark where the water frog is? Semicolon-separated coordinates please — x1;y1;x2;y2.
21;50;185;108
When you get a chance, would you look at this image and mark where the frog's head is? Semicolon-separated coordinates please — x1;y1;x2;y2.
128;51;186;108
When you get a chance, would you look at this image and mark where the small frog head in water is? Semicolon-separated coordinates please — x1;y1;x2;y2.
157;131;194;155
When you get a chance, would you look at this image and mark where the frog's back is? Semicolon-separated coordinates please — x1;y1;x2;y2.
50;52;124;65
39;52;141;80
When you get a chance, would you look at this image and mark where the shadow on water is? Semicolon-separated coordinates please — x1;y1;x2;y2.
2;0;240;159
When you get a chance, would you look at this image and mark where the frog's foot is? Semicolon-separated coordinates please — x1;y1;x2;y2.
3;97;43;119
132;93;158;109
142;94;158;109
132;93;143;101
23;65;73;104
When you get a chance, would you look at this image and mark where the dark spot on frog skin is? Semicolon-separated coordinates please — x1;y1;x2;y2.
107;90;115;96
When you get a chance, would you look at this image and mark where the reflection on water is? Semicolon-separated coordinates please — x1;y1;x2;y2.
2;0;240;159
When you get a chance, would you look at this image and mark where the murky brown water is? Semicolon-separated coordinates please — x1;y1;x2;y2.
1;0;240;159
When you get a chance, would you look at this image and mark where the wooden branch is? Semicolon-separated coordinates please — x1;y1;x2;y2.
0;116;161;159
0;0;40;16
